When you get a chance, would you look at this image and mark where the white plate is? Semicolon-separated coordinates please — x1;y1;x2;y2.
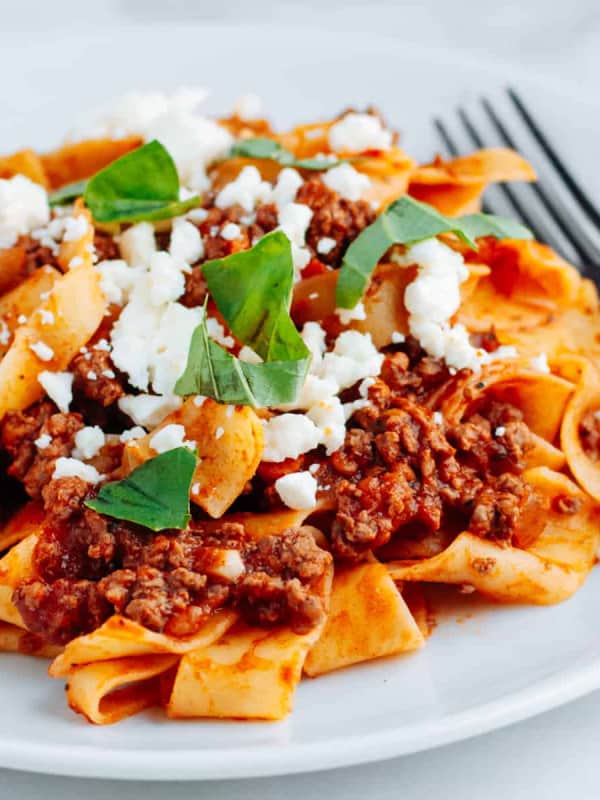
1;22;600;781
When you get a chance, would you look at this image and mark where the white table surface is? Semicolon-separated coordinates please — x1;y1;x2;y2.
2;1;600;796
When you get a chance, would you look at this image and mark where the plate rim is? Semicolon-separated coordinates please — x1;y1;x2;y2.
1;21;600;780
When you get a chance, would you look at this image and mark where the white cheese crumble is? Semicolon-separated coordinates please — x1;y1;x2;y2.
322;163;371;201
261;414;321;462
335;301;367;326
69;256;83;269
0;175;50;248
271;168;303;208
29;340;54;362
118;394;182;428
35;433;52;450
62;214;89;242
169;218;204;264
433;411;444;426
38;370;73;413
78;89;233;183
328;113;392;153
147;251;186;306
119;222;156;267
215;426;225;440
216;166;271;212
277;202;313;276
96;259;141;306
316;236;336;255
495;426;506;437
149;423;191;454
119;426;147;443
530;353;551;373
38;309;55;326
53;457;101;484
391;331;405;344
221;222;242;241
274;471;318;510
73;426;106;460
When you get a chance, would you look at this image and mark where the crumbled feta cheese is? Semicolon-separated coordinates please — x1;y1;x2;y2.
191;481;201;494
17;314;27;325
169;218;204;264
433;411;444;426
530;353;550;373
274;471;318;510
101;369;115;379
0;320;9;346
307;397;346;454
78;89;233;182
238;346;263;364
150;423;189;454
53;457;101;484
220;222;242;241
215;426;225;440
319;329;383;391
495;426;506;437
277;202;313;277
261;414;321;462
120;426;147;443
271;168;303;208
234;93;263;120
335;301;367;326
0;175;49;248
73;426;106;460
62;215;89;242
391;331;405;344
323;163;371;201
94;339;111;352
226;405;235;418
95;259;141;306
38;309;55;326
118;394;182;428
147;251;186;306
69;255;83;269
316;236;336;255
328;112;392;153
205;317;235;349
216;166;271;212
35;433;52;450
119;222;156;266
38;370;73;413
87;371;97;381
193;395;207;407
29;340;54;362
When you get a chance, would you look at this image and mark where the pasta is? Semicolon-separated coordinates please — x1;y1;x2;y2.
0;91;598;726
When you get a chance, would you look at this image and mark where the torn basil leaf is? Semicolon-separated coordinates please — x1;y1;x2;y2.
48;179;88;207
83;140;202;223
230;137;344;171
176;235;311;406
202;231;309;362
174;313;309;406
335;195;533;309
85;447;196;531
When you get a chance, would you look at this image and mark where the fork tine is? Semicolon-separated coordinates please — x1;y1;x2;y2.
456;108;560;248
508;88;600;228
481;98;600;268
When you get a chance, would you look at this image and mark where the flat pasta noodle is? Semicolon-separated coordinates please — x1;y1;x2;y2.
50;610;238;677
122;397;264;518
0;621;61;659
65;654;178;725
388;468;600;604
166;622;324;721
304;561;424;677
0;534;38;628
0;266;61;358
0;149;48;186
0;501;45;552
40;136;142;189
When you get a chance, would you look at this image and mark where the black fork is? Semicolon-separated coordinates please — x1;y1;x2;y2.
434;88;600;278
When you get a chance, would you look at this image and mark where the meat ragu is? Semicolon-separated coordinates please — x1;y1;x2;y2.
0;93;598;727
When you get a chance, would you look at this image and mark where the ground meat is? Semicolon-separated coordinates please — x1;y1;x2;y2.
237;527;332;633
71;348;125;407
12;472;332;644
255;203;279;232
326;352;536;559
181;268;207;308
0;404;84;500
579;409;600;460
295;177;376;267
15;234;60;274
94;231;121;262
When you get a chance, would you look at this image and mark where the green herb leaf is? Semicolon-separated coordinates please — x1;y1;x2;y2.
48;179;88;207
83;140;202;223
202;231;309;362
174;313;309;406
230;137;344;171
335;195;533;308
85;447;196;531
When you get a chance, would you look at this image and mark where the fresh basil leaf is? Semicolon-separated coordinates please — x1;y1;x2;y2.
174;314;309;406
83;139;202;223
85;447;196;531
335;195;533;308
48;179;88;207
230;137;343;172
202;231;309;363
